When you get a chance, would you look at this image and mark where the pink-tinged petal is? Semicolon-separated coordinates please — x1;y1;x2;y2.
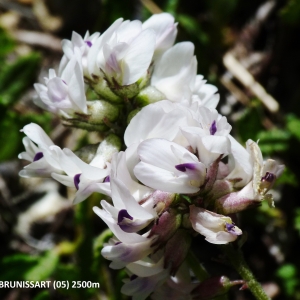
189;205;241;244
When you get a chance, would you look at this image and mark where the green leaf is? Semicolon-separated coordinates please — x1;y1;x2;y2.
236;104;264;143
287;114;300;140
0;53;41;108
0;254;38;281
280;0;300;26
0;27;15;59
256;129;291;155
33;290;51;300
25;251;59;282
177;14;209;44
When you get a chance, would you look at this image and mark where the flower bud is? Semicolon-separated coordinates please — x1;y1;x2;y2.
111;81;140;99
90;76;123;104
148;209;182;251
164;229;192;276
214;182;260;215
135;86;166;107
191;276;245;299
62;100;119;131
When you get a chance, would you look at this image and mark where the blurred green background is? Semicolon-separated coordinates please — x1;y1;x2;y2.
1;0;300;299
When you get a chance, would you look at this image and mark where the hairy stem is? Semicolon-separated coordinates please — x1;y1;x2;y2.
221;244;270;300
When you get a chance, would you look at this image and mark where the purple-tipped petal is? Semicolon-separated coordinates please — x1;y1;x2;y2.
225;222;242;236
33;152;44;162
175;163;197;172
210;120;217;135
104;175;110;182
130;275;138;281
261;172;275;183
74;173;81;190
118;209;133;224
85;41;92;47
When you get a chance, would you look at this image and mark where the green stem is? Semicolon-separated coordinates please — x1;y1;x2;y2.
221;244;270;300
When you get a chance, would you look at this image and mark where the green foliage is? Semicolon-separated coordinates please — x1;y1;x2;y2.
177;14;209;44
256;128;291;155
286;114;300;141
25;251;59;282
0;42;52;162
33;290;51;300
0;53;41;108
280;0;300;26
0;27;15;59
236;103;264;143
276;264;300;297
0;253;38;281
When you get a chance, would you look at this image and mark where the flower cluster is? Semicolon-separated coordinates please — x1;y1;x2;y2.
19;13;284;300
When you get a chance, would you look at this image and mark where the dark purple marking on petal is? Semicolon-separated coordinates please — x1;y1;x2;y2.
225;222;239;235
130;274;138;281
175;163;197;172
85;40;92;47
33;152;44;162
104;175;110;183
62;79;67;85
115;242;122;245
74;173;81;190
261;172;275;183
118;209;133;224
210;120;217;135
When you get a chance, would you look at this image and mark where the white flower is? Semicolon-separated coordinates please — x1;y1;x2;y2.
151;42;196;102
111;151;153;201
124;100;193;148
18;123;62;178
134;138;206;194
34;57;87;116
100;177;156;233
51;148;110;204
93;206;156;268
181;107;232;166
121;258;169;300
142;13;177;59
191;75;220;108
87;19;156;86
189;205;242;244
151;42;219;107
246;139;284;205
59;31;100;76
